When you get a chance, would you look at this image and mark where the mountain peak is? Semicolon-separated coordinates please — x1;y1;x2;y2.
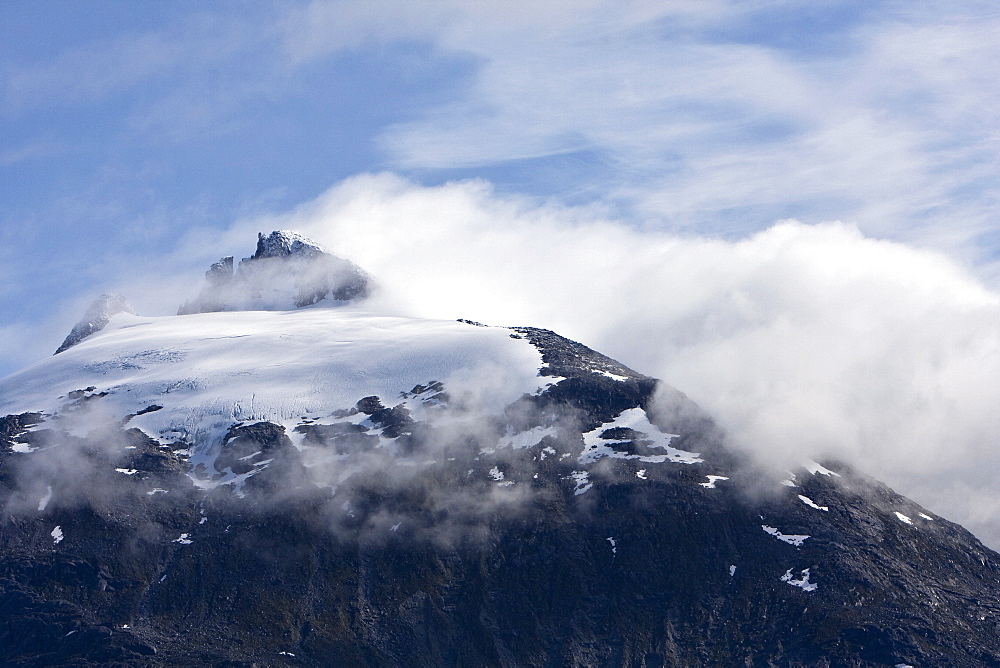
54;293;134;354
179;230;372;314
251;229;325;260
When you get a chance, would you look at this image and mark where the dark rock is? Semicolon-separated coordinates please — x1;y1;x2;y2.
214;421;293;474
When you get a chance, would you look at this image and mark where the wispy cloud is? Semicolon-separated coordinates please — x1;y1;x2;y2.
364;1;1000;268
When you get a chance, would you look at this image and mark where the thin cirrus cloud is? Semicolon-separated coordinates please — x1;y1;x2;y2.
369;1;1000;270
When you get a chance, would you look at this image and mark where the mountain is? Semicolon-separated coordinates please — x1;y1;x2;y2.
2;232;1000;666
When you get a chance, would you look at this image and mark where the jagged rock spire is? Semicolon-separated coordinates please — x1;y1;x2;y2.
179;230;372;314
54;293;134;354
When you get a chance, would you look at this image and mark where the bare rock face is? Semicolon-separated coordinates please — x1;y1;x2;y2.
54;294;135;355
178;231;372;314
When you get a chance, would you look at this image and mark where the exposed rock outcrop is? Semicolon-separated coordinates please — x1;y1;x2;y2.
54;294;134;355
179;230;371;314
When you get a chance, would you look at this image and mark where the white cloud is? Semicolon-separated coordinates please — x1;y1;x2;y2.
250;173;1000;546
359;1;1000;269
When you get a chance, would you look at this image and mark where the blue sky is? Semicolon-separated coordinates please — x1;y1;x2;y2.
3;1;1000;545
2;0;999;373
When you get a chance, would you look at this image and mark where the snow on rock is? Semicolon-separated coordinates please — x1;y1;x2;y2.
607;537;617;556
699;475;729;489
488;466;505;481
798;495;829;512
179;230;371;314
54;293;134;355
919;513;934;521
804;461;841;477
579;408;701;466
762;525;810;547
0;309;553;485
780;568;817;592
497;425;560;450
636;469;648;480
567;471;593;495
51;526;63;544
895;512;914;525
172;533;193;545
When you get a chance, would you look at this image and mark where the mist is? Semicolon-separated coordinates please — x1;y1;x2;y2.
208;172;1000;547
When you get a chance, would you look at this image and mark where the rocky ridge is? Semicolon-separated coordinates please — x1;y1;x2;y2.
178;230;371;314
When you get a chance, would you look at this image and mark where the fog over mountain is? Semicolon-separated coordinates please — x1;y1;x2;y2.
3;226;1000;665
217;174;1000;549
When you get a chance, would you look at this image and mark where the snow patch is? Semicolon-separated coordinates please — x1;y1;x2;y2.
636;469;648;480
894;512;913;525
172;533;193;545
918;513;934;521
762;525;809;547
579;407;700;466
488;466;505;481
147;488;168;495
566;470;593;495
51;526;63;544
729;565;736;577
804;461;840;477
798;495;828;511
781;568;817;591
498;425;559;450
607;537;617;556
114;468;139;475
699;475;729;489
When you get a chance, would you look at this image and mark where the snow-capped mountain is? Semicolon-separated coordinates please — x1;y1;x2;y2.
2;232;1000;666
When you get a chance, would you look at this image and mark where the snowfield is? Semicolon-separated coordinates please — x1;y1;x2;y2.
0;308;549;452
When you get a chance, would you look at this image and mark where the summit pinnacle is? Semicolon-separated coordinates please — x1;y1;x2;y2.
54;293;134;354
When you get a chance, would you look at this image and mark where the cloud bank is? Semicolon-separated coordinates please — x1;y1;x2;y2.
222;173;1000;546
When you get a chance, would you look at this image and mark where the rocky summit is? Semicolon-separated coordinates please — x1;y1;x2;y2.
178;230;371;314
2;234;1000;666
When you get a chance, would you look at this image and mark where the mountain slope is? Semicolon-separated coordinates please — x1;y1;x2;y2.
2;234;1000;666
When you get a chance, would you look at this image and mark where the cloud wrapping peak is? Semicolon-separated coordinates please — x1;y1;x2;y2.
243;173;1000;544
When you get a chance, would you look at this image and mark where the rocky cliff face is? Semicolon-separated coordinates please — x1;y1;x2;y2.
178;230;371;314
